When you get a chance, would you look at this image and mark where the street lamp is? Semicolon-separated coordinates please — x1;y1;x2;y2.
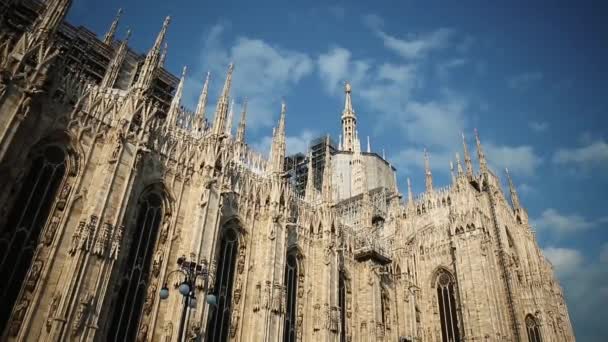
159;255;217;341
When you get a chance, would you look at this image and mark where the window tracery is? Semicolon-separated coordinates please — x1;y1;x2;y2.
0;144;67;334
435;269;460;342
526;314;542;342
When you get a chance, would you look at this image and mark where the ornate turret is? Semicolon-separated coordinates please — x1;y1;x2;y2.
167;65;186;126
225;99;235;136
455;152;464;175
133;16;170;93
269;101;286;174
235;99;247;144
505;168;521;210
305;151;316;202
462;132;474;178
33;0;73;39
367;136;371;153
321;136;333;203
100;29;131;88
194;71;210;132
407;177;413;204
103;8;123;45
424;148;433;193
341;81;357;152
450;161;456;185
158;42;168;68
212;63;234;136
474;128;488;173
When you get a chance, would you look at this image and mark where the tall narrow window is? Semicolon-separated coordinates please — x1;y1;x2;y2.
436;270;460;342
206;228;239;342
108;191;163;341
0;145;66;334
283;253;298;342
526;314;542;342
339;270;346;342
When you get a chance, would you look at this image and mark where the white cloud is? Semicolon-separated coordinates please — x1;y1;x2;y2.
186;23;314;131
528;121;548;132
543;247;584;277
252;129;319;157
485;143;543;177
376;28;453;60
533;208;597;235
553;140;608;166
317;47;370;94
600;243;608;264
507;71;543;90
393;148;453;176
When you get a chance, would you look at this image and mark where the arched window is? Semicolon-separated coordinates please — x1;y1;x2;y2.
526;314;542;342
0;144;67;334
435;270;460;342
283;252;298;342
206;227;239;342
108;190;164;341
338;270;347;342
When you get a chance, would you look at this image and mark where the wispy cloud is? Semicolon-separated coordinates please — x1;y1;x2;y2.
528;121;549;132
543;247;585;277
485;143;543;177
533;208;606;235
376;28;453;60
185;23;314;131
553;139;608;167
507;71;543;90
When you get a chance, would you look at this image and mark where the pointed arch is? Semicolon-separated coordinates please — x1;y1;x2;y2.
206;218;243;341
107;182;170;341
525;314;542;342
283;246;304;342
0;131;78;336
432;268;461;342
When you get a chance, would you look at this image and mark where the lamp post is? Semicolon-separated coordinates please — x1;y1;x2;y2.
159;255;217;342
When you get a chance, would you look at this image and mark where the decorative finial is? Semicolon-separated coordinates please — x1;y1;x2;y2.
407;177;413;203
505;168;521;209
103;8;123;44
462;132;474;177
424;148;433;193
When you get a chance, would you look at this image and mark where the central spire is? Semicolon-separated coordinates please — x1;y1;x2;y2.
341;81;357;152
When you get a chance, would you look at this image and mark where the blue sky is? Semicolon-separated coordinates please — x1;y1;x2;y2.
66;1;607;340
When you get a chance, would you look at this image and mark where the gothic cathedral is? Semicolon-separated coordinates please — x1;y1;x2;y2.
0;0;575;341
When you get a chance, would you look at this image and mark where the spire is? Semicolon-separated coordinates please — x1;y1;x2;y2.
305;150;316;202
33;0;73;40
338;135;342;150
407;177;413;203
367;136;371;153
322;137;333;203
450;161;456;184
159;42;168;67
341;81;357;152
505;168;521;209
167;65;186;126
212;63;234;135
474;128;488;173
236;99;247;144
424;148;433;193
194;71;210;131
100;28;131;88
225;99;235;136
455;152;464;175
269;101;287;173
462;132;474;177
103;8;123;45
134;16;170;92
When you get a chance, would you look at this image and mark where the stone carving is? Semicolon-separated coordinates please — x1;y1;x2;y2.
93;222;112;256
69;220;86;255
44;215;60;245
143;280;158;315
56;183;71;211
188;322;201;341
233;276;242;305
46;292;61;332
9;298;29;336
263;281;271;310
163;322;173;342
109;224;124;260
313;303;321;331
271;282;282;314
230;310;239;337
237;245;246;274
136;323;148;342
25;258;43;292
330;306;339;332
296;307;304;340
152;248;164;277
253;282;261;312
159;216;170;244
72;293;93;336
